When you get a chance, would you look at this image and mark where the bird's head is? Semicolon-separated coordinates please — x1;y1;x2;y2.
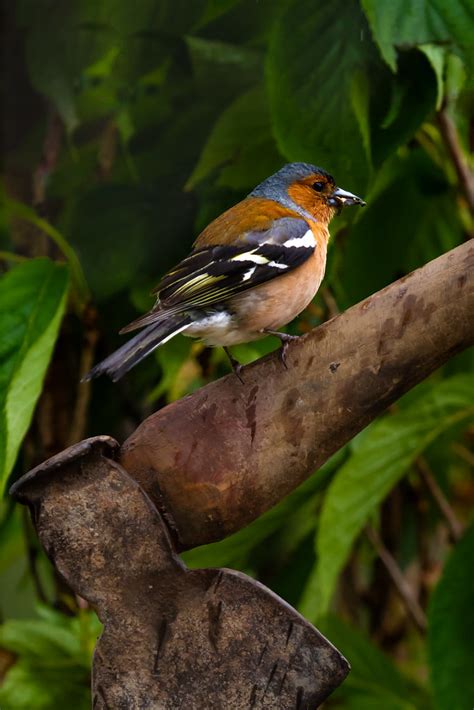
249;162;365;223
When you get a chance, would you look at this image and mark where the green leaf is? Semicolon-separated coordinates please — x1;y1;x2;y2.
418;44;447;110
186;36;262;103
70;186;157;301
186;86;282;191
302;375;474;618
371;51;438;166
148;336;195;403
0;619;81;659
4;196;89;304
336;150;464;306
19;3;113;131
0;607;100;661
0;608;100;710
361;0;473;72
428;522;474;710
351;70;372;164
317;615;430;709
191;0;281;46
445;53;467;103
0;507;24;570
0;259;69;493
0;662;90;710
267;0;375;190
0;504;40;619
196;0;243;27
429;0;474;73
18;0;209;130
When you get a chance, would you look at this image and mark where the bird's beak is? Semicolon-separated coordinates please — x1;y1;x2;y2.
329;187;366;208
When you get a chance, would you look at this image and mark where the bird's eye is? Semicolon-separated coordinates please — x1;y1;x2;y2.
312;181;325;192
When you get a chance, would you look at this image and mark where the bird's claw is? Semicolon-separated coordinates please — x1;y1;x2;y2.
261;330;300;370
223;347;245;384
233;364;245;384
279;335;300;369
279;342;290;369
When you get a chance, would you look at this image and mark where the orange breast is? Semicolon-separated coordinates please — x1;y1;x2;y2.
231;235;327;335
186;219;330;347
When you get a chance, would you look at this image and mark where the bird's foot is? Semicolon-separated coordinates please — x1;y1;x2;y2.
262;330;301;370
223;347;245;384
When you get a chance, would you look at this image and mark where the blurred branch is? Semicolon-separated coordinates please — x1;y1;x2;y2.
452;441;474;468
366;524;427;634
416;457;463;542
0;648;16;684
32;107;63;207
0;250;28;264
98;120;119;180
320;286;340;318
437;106;474;215
67;305;100;447
21;509;48;605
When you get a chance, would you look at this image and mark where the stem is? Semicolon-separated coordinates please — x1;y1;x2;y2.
22;509;48;605
366;524;427;634
5;196;90;305
98;120;118;180
67;306;100;446
0;250;28;264
452;441;474;468
437;107;474;215
320;286;340;318
416;457;463;542
33;107;63;207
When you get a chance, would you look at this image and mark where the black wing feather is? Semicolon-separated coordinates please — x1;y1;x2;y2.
122;219;314;333
157;218;314;309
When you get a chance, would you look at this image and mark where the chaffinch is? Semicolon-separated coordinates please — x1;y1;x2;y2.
85;162;365;382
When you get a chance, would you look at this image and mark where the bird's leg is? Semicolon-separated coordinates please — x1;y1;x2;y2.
223;347;244;384
261;329;301;369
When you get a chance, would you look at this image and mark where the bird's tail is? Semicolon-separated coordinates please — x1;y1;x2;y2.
82;313;192;382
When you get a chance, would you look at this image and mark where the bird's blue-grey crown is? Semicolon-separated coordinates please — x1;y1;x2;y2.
248;162;334;220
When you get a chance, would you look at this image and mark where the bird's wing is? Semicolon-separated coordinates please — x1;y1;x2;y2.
121;218;314;333
159;218;315;305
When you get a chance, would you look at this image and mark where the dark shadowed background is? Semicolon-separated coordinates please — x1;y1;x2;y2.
0;1;473;708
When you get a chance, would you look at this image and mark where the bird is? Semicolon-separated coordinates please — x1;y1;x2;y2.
84;162;365;382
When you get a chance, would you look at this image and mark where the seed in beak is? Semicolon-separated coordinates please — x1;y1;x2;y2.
331;187;366;207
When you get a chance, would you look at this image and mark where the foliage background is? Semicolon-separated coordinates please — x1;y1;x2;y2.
1;0;473;708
